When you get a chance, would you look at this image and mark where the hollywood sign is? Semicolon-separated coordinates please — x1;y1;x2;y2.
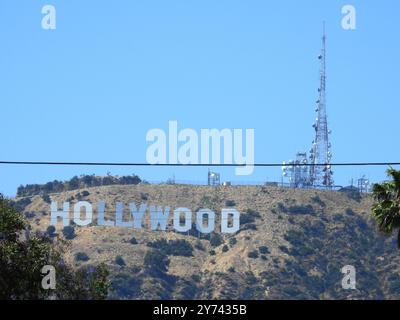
50;201;240;234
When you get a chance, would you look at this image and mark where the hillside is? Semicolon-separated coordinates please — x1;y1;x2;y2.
11;183;400;299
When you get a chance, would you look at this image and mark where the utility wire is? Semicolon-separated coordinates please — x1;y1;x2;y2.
0;161;399;167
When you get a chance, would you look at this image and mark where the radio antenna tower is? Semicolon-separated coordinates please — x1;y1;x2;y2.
309;22;334;188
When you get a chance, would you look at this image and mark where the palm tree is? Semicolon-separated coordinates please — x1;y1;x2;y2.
372;168;400;247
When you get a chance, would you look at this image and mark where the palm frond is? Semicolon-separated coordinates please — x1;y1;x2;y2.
387;168;400;199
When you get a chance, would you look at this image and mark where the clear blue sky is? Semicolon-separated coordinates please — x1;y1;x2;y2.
0;0;399;196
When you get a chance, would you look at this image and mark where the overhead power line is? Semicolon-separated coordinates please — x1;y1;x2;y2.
0;161;399;167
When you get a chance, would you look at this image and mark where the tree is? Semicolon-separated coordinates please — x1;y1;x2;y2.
46;225;56;237
144;249;169;275
0;194;110;299
372;169;400;247
147;239;193;256
68;176;80;190
62;225;76;240
115;255;126;266
75;252;90;262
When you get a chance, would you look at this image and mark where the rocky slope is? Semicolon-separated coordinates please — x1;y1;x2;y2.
11;183;400;299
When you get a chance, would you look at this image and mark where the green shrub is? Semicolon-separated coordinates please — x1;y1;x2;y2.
17;175;141;197
75;252;89;262
140;193;149;201
277;203;286;212
279;246;289;254
333;214;343;222
242;223;257;231
222;245;229;252
42;194;51;204
311;195;326;207
115;255;126;266
144;250;169;274
168;239;193;256
225;200;236;207
46;225;56;237
131;265;141;273
259;246;270;254
240;209;261;225
191;274;201;282
0;194;110;299
286;205;316;215
245;271;258;285
284;230;304;246
194;241;205;251
62;225;76;239
10;197;32;212
247;250;259;259
81;190;90;197
147;239;193;256
24;211;36;219
129;237;138;244
111;273;142;299
290;246;314;256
